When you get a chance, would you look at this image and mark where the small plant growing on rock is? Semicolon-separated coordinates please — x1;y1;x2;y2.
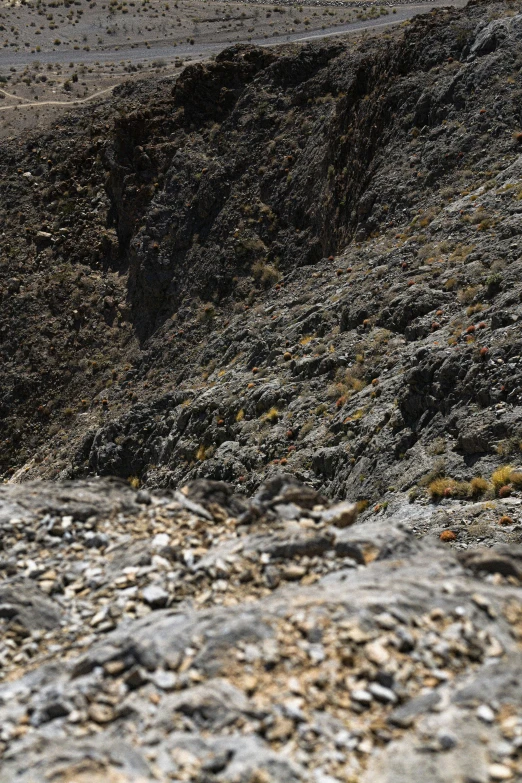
252;260;280;288
509;470;522;488
264;407;279;423
458;286;480;305
440;530;456;542
470;476;490;497
299;419;315;439
428;477;455;500
428;438;446;456
491;465;515;494
198;303;215;322
428;477;471;501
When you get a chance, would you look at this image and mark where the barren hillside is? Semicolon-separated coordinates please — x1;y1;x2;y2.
1;0;522;780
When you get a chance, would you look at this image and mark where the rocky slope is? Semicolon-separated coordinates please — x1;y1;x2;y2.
0;477;521;783
1;0;522;779
3;0;522;515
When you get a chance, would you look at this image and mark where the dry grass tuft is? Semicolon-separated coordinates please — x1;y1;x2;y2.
428;477;470;500
491;465;515;493
470;476;490;497
264;407;279;423
510;471;522;489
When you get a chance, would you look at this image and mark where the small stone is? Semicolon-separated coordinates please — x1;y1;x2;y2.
38;580;55;595
438;731;458;750
67;709;84;724
488;763;512;780
343;625;371;644
368;682;397;704
88;703;115;724
374;612;397;630
282;564;307;581
351;689;373;706
165;650;183;671
477;704;495;724
365;639;390;665
104;660;126;676
321;501;357;528
472;593;497;618
266;716;294;741
396;628;415;652
264;566;280;589
287;677;304;695
90;609;108;627
273;503;302;520
486;636;504;658
243;675;258;694
152;533;170;549
125;665;149;690
202;750;234;774
142;584;169;608
151;670;178;691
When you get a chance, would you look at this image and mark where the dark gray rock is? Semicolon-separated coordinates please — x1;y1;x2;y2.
0;581;61;630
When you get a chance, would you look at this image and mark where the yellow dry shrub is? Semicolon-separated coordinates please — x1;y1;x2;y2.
470;476;490;497
428;478;470;501
509;471;522;489
491;465;515;493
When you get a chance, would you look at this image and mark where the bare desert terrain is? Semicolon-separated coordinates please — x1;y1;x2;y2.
0;0;465;138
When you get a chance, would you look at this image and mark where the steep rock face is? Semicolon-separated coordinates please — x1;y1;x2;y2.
106;13;482;339
3;0;522;517
67;0;522;505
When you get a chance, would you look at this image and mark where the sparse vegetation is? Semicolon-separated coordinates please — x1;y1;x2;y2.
491;465;515;494
252;260;280;288
428;477;471;501
470;476;490;497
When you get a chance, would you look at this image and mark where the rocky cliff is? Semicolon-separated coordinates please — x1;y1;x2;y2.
1;0;522;779
3;0;522;511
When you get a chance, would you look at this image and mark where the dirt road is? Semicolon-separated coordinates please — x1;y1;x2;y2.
0;0;466;71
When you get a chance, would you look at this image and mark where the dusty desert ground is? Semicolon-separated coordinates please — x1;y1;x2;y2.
0;0;464;138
